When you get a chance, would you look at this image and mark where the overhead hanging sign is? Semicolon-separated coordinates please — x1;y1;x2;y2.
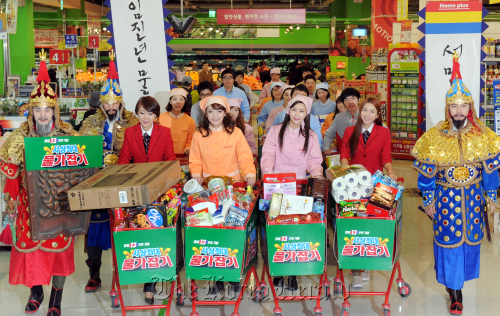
422;0;484;130
6;0;18;34
107;0;172;111
372;0;397;48
34;29;59;48
217;9;306;25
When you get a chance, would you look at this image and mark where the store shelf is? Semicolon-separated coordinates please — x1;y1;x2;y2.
483;57;500;62
370;80;387;83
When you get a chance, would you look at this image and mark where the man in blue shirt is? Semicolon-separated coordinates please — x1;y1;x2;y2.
213;68;250;122
270;85;323;148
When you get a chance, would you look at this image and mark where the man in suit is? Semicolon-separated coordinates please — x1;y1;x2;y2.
79;51;139;293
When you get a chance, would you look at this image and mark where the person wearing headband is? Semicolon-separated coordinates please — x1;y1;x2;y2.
189;96;256;187
228;98;257;155
259;67;282;103
158;88;197;156
257;81;284;126
261;95;323;290
311;82;336;115
265;85;294;133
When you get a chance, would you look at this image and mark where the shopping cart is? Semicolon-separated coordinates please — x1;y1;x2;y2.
332;179;410;316
108;204;185;315
175;153;189;166
184;182;261;316
256;179;330;316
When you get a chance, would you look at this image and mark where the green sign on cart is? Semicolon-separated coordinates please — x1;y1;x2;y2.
336;217;396;270
113;228;178;285
266;222;326;276
24;136;102;171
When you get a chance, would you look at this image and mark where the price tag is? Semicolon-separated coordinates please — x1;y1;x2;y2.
88;36;99;49
49;49;70;65
65;35;78;48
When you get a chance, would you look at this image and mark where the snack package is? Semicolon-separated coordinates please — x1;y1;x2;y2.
192;201;217;214
128;208;139;228
225;206;249;227
259;199;270;212
372;170;404;201
339;201;357;217
212;203;231;226
134;205;169;228
279;194;314;215
268;193;283;219
188;193;219;208
186;209;213;226
263;173;297;200
167;207;178;226
366;183;398;217
113;208;128;231
306;178;328;199
270;212;322;224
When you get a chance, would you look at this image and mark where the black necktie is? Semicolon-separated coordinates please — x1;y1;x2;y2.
363;130;370;145
143;133;150;154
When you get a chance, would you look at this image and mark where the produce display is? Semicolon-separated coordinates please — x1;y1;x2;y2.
243;74;263;90
76;71;107;83
185;71;199;86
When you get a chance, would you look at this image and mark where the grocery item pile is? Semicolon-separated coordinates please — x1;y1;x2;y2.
260;174;327;224
335;169;405;218
183;176;257;227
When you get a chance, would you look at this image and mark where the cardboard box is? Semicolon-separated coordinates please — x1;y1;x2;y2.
365;84;376;93
68;161;181;210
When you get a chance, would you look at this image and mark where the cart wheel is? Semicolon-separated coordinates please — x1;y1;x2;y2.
398;282;412;298
334;282;343;296
176;292;185;306
383;309;391;316
110;295;120;309
323;285;331;299
340;307;349;316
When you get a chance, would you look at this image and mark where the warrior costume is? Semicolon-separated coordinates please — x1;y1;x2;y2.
78;51;138;291
412;53;500;314
0;50;79;315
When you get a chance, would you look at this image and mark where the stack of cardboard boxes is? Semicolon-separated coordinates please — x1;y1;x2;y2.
329;79;380;103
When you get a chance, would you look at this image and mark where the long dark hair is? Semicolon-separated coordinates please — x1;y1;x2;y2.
166;95;189;112
231;106;246;133
348;98;383;158
278;101;311;154
199;103;235;137
271;85;283;102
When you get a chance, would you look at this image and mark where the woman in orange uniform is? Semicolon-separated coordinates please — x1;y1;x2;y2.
189;96;256;186
158;88;197;156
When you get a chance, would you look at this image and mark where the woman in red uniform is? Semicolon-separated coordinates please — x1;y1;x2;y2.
118;96;175;303
340;98;397;287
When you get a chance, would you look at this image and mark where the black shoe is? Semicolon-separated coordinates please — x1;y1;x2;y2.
85;260;101;292
144;293;154;305
25;285;44;314
273;277;283;287
208;281;224;295
288;276;298;291
229;282;241;294
449;289;463;315
47;286;63;316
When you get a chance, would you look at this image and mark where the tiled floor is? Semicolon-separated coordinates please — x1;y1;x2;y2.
2;160;500;315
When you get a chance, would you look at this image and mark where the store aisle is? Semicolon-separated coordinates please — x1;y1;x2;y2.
1;160;500;315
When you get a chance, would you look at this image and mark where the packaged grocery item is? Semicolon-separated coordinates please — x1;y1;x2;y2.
306;178;328;199
312;198;325;220
259;199;270;211
269;212;322;224
184;178;205;195
372;170;404;200
263;173;297;200
339;200;358;217
225;206;249;227
208;178;225;193
128;208;139;228
192;201;217;214
113;207;128;231
186;209;213;226
188;193;219;208
212;203;231;226
268;193;283;219
279;194;314;215
134;205;170;228
366;183;398;217
206;176;235;186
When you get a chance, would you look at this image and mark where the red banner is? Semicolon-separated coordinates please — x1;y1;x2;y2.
372;0;397;48
217;9;306;25
391;138;416;155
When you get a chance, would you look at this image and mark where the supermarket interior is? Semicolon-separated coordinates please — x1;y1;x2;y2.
1;0;500;316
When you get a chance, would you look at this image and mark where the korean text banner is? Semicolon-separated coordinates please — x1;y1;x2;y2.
422;0;484;130
107;0;171;112
24;136;103;171
217;9;306;25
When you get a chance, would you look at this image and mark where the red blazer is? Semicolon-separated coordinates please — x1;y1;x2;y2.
118;123;176;165
340;124;392;175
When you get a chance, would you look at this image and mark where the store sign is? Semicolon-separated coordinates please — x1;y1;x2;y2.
397;0;408;21
35;29;59;48
390;50;419;73
107;0;172;112
113;228;178;285
64;35;78;48
216;9;306;25
49;49;70;65
24;136;103;171
266;223;325;276
372;0;397;48
423;0;483;130
88;36;99;49
336;218;395;270
6;0;18;34
209;10;216;18
493;80;500;135
391;139;417;155
400;20;412;44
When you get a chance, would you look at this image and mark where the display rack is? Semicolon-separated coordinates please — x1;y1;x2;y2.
481;59;497;131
